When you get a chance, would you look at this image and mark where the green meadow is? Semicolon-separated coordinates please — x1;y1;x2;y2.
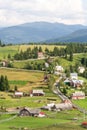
0;45;19;59
0;110;85;130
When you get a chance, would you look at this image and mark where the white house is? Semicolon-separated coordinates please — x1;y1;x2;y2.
45;62;49;68
55;65;64;72
54;65;64;75
71;91;85;100
78;67;85;73
70;73;78;80
32;89;45;96
14;92;23;97
38;52;44;59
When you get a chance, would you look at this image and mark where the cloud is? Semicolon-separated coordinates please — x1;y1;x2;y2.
0;0;86;26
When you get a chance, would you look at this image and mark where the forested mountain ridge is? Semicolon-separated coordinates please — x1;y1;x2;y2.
0;22;86;44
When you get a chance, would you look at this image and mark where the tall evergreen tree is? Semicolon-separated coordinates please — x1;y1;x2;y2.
5;76;10;91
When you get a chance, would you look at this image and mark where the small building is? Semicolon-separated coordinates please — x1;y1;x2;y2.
32;90;45;96
81;122;87;128
19;107;41;117
54;103;72;111
71;79;84;88
41;102;72;111
38;52;44;59
55;65;64;72
54;65;64;75
70;73;78;80
1;60;9;67
38;112;45;117
71;91;85;100
14;92;23;97
64;79;71;86
78;66;85;73
45;62;49;68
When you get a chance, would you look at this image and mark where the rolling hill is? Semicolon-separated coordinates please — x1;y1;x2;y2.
0;22;86;44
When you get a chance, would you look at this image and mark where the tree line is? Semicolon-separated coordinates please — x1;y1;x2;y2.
14;46;42;60
14;43;87;61
0;75;10;91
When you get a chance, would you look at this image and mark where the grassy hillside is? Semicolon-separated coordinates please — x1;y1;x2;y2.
0;68;44;90
0;45;65;60
12;53;86;69
0;45;19;60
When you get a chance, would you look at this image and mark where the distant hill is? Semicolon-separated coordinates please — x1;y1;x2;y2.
46;29;87;43
0;22;86;44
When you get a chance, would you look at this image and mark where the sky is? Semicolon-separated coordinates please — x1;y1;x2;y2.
0;0;87;27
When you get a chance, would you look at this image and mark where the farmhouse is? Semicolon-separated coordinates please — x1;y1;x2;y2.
54;102;72;111
71;79;84;88
78;66;85;73
38;52;44;59
71;91;85;100
70;73;78;80
41;102;72;111
19;107;41;117
31;89;45;96
14;92;23;97
1;60;9;67
54;65;64;75
64;78;84;88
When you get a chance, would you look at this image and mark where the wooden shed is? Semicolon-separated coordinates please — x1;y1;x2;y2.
19;108;41;117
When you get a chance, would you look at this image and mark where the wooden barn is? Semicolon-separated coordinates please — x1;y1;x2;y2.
19;107;41;117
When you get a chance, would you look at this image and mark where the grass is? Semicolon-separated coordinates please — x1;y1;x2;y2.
0;68;43;81
73;98;87;110
0;45;19;60
0;110;85;130
0;91;61;108
12;59;45;69
0;68;45;90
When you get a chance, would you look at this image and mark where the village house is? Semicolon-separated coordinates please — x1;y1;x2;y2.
78;66;85;73
31;89;45;96
54;65;64;75
1;60;9;67
19;107;41;117
64;79;71;86
71;79;84;88
14;92;23;98
38;52;44;59
54;102;72;111
64;78;84;88
71;91;85;100
41;102;72;111
70;73;78;80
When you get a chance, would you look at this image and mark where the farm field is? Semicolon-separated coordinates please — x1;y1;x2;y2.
0;68;44;89
19;44;65;52
73;98;87;109
0;68;61;108
0;68;43;81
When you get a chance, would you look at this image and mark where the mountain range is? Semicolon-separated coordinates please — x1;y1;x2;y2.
0;22;87;44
